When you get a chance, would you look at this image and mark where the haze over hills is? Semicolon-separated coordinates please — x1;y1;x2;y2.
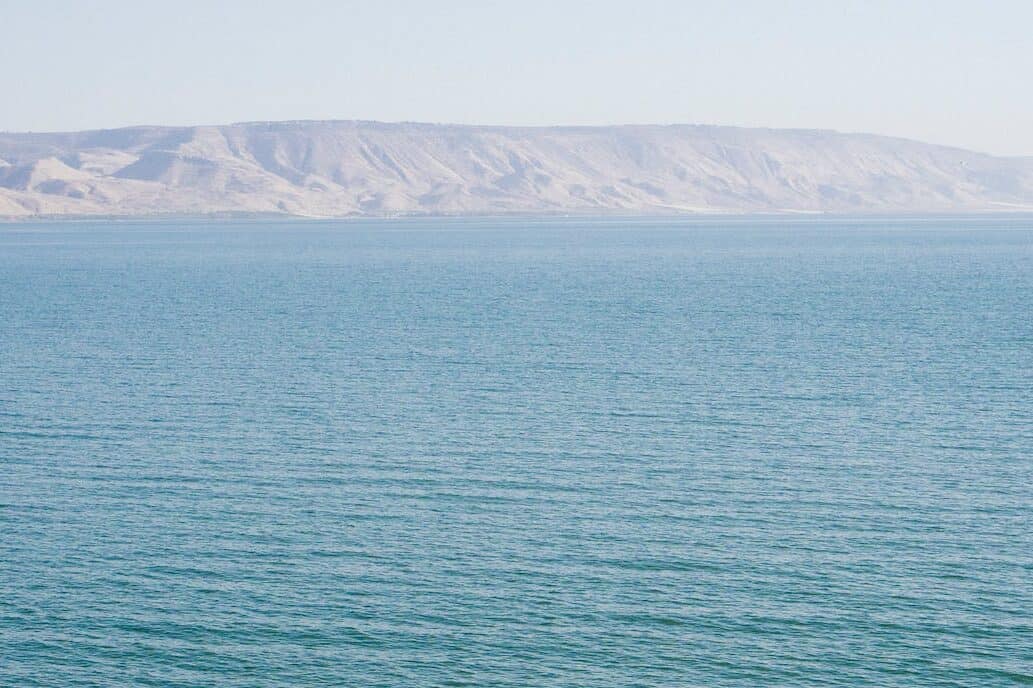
1;120;1032;218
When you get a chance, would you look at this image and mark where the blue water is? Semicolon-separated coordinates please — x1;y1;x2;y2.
1;217;1031;686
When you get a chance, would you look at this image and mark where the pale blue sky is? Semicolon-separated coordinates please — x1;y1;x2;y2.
2;0;1030;155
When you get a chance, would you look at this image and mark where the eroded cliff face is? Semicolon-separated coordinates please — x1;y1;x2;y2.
2;120;1032;217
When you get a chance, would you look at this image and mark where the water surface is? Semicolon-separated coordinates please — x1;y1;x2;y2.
2;217;1031;686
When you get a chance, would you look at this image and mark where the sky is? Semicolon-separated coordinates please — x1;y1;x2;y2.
2;0;1030;156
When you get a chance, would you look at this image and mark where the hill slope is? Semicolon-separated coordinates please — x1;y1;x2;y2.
1;121;1032;217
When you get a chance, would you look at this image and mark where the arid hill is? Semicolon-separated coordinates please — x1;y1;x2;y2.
2;121;1032;217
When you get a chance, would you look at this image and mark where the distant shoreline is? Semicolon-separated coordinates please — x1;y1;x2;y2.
3;120;1033;219
4;210;1033;226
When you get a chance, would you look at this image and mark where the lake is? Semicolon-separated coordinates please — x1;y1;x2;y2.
1;216;1031;686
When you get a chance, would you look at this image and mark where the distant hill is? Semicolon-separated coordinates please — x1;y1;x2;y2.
2;120;1032;218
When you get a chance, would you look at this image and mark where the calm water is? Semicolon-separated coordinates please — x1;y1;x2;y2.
1;217;1031;686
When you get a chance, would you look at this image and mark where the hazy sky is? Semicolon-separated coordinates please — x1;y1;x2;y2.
2;0;1030;155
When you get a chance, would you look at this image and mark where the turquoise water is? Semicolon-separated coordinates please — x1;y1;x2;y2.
1;217;1031;686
